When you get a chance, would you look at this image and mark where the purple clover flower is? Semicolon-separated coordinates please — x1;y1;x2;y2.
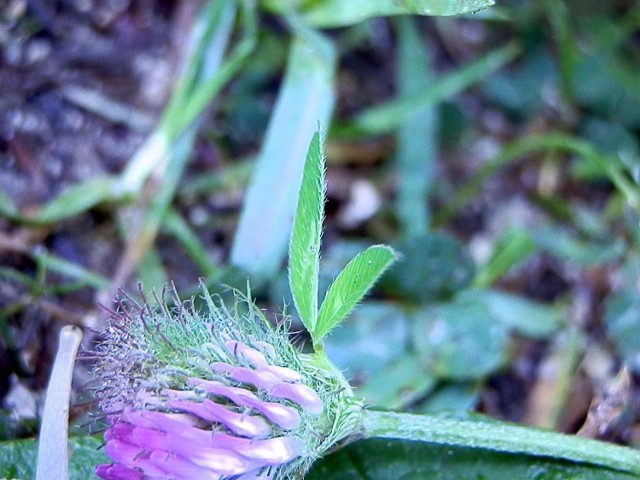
91;287;361;480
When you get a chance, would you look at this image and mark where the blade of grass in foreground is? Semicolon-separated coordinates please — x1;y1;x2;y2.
231;25;336;282
163;207;218;278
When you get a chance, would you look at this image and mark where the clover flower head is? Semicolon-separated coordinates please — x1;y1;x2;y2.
91;285;361;480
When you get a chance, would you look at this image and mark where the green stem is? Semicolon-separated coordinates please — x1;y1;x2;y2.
362;410;640;476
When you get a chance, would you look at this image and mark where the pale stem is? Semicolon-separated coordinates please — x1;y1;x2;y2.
36;326;83;480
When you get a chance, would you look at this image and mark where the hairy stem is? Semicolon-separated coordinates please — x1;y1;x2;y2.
362;409;640;476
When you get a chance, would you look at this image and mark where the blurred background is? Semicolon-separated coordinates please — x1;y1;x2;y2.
0;0;639;459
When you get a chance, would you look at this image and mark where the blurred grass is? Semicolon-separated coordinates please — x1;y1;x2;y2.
264;0;496;27
394;16;436;235
231;23;336;281
334;42;520;137
433;133;640;226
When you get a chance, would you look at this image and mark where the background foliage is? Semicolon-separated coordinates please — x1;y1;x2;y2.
0;0;639;477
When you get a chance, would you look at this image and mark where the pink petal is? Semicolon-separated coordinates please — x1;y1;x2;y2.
104;422;135;442
124;407;199;435
164;434;257;476
104;439;143;466
261;365;301;383
95;463;143;480
187;378;259;403
168;398;271;438
131;426;169;451
232;436;303;465
211;363;281;390
103;439;167;476
186;378;300;430
225;340;268;367
269;383;323;415
149;450;222;480
206;433;302;465
252;340;277;359
162;388;197;400
248;401;301;431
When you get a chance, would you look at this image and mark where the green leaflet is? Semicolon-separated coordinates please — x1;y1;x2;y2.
289;131;325;334
315;245;397;344
288;132;397;347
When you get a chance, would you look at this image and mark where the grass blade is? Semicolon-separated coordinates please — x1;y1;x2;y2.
433;133;640;225
163;208;218;278
267;0;495;28
119;0;241;195
34;250;110;290
110;1;252;292
338;42;519;137
0;190;20;221
33;177;116;225
394;17;437;235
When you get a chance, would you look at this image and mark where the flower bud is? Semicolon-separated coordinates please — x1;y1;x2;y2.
91;287;361;479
